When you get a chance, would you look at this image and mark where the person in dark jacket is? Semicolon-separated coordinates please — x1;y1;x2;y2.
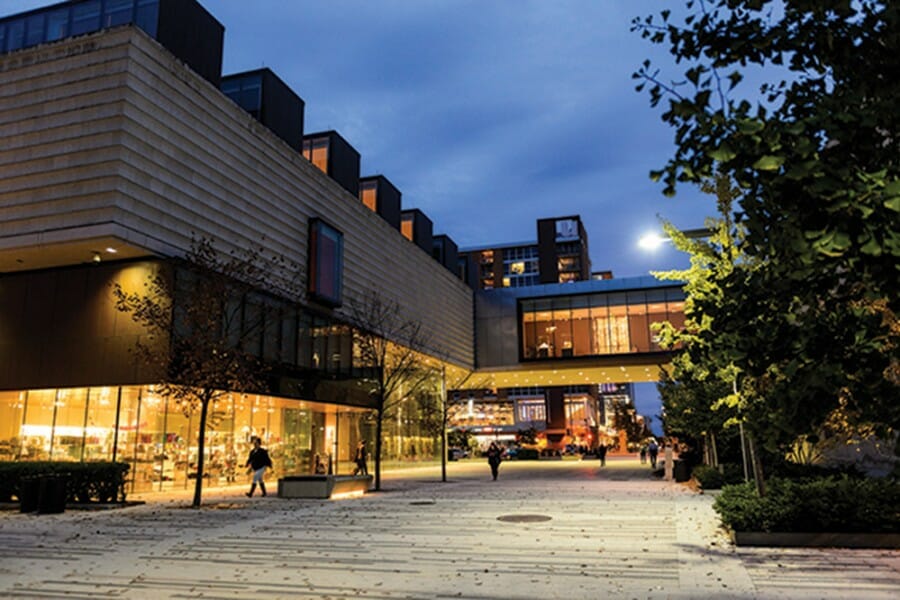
244;436;272;497
352;440;368;476
597;443;608;467
647;440;659;469
486;442;502;480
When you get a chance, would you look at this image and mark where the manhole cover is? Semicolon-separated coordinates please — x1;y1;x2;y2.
497;514;552;523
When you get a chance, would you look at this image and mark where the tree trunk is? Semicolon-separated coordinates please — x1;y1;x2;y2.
374;400;384;491
192;395;210;508
747;432;766;497
440;373;447;483
441;422;447;483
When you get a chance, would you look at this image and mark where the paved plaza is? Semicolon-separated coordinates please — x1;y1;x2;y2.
0;456;897;599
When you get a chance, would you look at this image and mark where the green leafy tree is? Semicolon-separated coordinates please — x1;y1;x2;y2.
653;174;746;470
113;238;300;507
516;426;538;446
634;1;900;464
611;399;649;447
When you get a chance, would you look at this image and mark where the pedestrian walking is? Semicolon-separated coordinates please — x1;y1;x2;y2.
353;440;368;475
647;440;659;469
597;443;608;467
486;442;502;480
639;444;647;464
244;436;272;497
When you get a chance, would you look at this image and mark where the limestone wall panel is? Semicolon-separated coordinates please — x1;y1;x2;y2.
0;30;473;367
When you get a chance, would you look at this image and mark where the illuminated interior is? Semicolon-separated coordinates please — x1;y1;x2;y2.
302;137;329;173
0;386;374;494
359;181;378;212
521;290;685;359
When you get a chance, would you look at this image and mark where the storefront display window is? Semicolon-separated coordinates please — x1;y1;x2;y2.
516;398;546;424
50;388;88;461
448;398;515;429
0;391;26;460
20;389;55;461
0;384;387;485
85;388;118;462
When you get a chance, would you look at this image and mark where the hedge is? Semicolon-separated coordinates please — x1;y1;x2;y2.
713;475;900;533
693;463;744;490
0;462;130;504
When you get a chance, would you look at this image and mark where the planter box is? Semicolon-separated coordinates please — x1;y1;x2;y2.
277;475;372;499
731;530;900;549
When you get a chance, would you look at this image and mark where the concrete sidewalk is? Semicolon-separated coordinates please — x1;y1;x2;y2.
0;457;897;599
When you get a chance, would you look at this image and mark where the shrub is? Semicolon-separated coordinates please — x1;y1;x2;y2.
0;462;130;504
515;448;540;460
694;463;744;490
713;476;900;533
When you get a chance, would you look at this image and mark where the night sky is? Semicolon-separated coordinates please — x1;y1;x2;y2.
4;0;720;427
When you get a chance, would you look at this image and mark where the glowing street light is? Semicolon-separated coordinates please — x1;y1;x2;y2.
638;232;669;251
638;228;711;251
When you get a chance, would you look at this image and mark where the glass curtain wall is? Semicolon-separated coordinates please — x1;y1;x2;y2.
0;386;375;493
521;288;685;359
0;0;160;55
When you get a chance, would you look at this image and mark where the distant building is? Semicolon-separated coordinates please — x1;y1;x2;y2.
459;215;592;289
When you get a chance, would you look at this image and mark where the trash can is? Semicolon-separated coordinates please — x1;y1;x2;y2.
673;459;690;483
19;476;41;513
37;475;69;514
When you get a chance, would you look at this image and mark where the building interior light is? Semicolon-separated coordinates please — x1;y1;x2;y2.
105;247;118;254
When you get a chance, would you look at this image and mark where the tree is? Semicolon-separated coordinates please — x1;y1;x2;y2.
653;174;746;470
516;426;538;446
611;398;649;447
634;1;900;463
419;364;491;482
113;238;299;507
345;289;432;491
433;366;491;481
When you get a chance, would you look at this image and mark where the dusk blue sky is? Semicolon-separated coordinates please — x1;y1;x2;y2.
5;0;713;278
210;0;711;278
4;0;718;428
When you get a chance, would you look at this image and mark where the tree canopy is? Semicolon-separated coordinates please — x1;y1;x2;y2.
634;1;900;461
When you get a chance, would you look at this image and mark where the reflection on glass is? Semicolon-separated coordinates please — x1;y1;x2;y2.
46;9;69;42
72;1;102;36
